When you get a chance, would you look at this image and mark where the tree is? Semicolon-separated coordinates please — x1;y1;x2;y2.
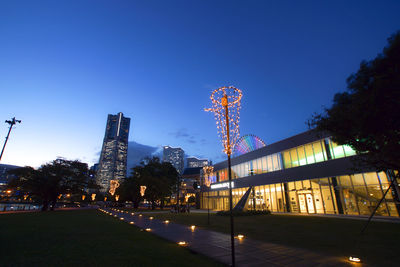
127;157;178;210
309;31;400;174
8;158;96;211
115;175;141;208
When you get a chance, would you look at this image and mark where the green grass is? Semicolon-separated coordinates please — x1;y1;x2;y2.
0;210;223;267
150;212;400;266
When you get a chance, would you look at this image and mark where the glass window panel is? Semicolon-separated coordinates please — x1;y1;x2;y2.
304;143;316;164
330;141;345;159
351;174;370;215
297;146;307;166
267;155;273;172
261;157;267;173
319;178;336;214
363;172;379;185
311;179;325;214
290;148;299;167
343;145;356;157
272;154;280;171
312;141;326;163
377;171;390;184
282;151;291;169
257;158;262;174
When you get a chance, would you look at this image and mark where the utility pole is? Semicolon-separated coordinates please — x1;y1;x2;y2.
0;117;21;161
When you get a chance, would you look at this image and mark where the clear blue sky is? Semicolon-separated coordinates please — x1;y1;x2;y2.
1;0;399;167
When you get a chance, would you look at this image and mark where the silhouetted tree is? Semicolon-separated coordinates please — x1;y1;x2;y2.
8;158;96;211
309;31;400;174
127;157;178;210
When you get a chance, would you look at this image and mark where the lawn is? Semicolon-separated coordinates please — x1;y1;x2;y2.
149;212;400;266
0;210;223;267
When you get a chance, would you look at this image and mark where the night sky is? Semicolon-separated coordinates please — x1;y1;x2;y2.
1;0;399;168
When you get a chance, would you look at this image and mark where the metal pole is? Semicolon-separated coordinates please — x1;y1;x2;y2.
224;96;235;267
0;117;21;161
208;191;210;225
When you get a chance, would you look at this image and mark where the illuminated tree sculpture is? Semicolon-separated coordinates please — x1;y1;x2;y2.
109;180;120;196
205;86;242;267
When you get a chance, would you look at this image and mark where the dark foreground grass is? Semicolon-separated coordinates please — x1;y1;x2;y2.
0;210;223;267
151;212;400;266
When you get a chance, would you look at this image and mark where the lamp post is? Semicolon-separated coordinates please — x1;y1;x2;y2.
203;165;214;225
0;117;21;161
206;86;242;267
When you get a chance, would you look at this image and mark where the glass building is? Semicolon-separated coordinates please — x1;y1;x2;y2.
97;112;130;192
187;157;209;168
201;130;400;217
163;146;184;174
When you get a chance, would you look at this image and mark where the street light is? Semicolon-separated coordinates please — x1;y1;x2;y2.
205;86;242;267
0;117;21;161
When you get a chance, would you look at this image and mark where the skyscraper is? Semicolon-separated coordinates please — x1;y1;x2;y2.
97;112;130;192
187;157;209;168
163;146;184;175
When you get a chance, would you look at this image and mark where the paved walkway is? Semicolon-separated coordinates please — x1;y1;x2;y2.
101;208;358;266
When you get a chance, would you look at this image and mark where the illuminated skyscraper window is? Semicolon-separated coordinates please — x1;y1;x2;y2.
187;157;209;168
163;146;184;174
97;112;130;192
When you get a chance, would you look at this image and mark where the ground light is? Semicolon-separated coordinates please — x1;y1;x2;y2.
190;225;196;231
349;256;361;263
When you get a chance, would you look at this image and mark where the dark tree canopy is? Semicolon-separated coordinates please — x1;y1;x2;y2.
118;157;179;209
8;158;96;211
309;31;400;173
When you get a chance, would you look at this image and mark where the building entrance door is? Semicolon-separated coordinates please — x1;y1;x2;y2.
298;193;316;214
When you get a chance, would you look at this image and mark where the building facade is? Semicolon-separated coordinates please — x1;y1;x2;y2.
187;157;209;168
201;130;400;217
97;112;130;192
163;146;184;174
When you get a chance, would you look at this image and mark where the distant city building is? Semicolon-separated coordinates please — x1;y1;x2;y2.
0;164;20;193
187;157;209;168
97;112;130;192
163;146;184;174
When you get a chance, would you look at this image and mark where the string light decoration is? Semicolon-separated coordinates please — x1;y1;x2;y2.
140;185;147;197
205;86;243;267
205;86;242;156
202;166;214;187
109;180;120;196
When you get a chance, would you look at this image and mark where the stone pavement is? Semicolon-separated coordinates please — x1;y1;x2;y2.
100;208;359;267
